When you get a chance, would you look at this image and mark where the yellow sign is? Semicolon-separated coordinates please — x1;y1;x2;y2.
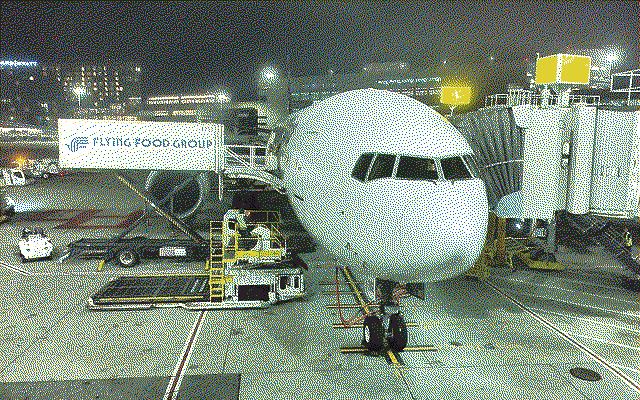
559;54;591;84
535;54;591;85
441;87;471;105
535;55;558;85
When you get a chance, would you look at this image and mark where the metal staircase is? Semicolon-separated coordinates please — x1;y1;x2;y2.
208;221;227;302
216;144;284;199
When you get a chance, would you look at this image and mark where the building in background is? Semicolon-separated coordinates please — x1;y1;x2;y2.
289;62;442;110
130;92;273;141
0;59;142;126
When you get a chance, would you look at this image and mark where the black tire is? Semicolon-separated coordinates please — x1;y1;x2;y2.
117;249;139;268
362;315;384;352
388;313;408;351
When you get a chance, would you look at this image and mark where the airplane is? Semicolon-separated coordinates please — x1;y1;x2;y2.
62;88;489;352
278;89;489;350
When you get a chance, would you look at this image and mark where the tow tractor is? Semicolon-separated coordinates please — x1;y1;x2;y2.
1;168;28;186
19;227;54;261
0;191;15;223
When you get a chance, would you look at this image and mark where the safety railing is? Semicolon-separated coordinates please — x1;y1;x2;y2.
484;93;601;108
213;210;287;266
223;145;276;171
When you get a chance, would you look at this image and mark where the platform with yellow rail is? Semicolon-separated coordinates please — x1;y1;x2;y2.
88;210;306;310
465;212;565;280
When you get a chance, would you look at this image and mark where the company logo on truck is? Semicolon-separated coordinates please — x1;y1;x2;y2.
91;137;214;149
66;137;89;152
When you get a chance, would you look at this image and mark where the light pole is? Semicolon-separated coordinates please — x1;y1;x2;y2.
606;52;619;76
73;86;87;115
259;66;288;127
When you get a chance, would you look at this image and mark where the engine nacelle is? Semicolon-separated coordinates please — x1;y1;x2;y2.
145;171;210;219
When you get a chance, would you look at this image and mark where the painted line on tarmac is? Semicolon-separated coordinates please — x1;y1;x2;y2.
486;280;640;395
0;260;32;276
163;310;207;400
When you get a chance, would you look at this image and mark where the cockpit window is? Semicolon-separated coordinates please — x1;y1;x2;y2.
367;154;396;181
462;154;480;178
441;156;472;180
351;153;374;182
396;156;438;180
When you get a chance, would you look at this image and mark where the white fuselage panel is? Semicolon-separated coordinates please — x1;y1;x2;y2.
282;89;488;282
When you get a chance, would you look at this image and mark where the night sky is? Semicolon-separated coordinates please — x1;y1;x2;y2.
2;1;638;99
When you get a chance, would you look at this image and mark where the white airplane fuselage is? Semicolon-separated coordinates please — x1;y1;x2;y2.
281;89;488;282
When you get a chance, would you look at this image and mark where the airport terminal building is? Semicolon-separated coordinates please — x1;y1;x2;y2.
288;62;442;110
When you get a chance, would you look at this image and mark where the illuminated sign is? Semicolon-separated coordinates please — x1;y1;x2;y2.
440;87;471;105
0;60;38;68
535;54;591;85
59;119;223;170
377;77;441;86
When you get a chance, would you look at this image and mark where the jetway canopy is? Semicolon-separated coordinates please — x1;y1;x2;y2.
513;106;639;220
454;106;639;221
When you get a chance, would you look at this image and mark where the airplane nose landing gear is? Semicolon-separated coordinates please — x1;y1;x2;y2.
362;315;385;352
360;280;409;352
387;313;408;351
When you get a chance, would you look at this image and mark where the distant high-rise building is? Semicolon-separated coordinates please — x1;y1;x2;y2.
0;60;142;126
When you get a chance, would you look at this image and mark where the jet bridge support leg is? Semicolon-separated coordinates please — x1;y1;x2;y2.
545;213;558;254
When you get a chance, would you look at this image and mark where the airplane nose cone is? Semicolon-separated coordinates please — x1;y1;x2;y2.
409;179;488;282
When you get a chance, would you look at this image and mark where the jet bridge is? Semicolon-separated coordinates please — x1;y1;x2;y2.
453;105;639;221
454;103;639;278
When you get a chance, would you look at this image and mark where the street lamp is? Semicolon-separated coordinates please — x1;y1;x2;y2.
259;66;280;91
73;86;87;112
216;92;231;103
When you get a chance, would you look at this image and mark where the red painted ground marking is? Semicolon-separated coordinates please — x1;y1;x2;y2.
26;209;87;221
55;209;102;229
22;209;145;229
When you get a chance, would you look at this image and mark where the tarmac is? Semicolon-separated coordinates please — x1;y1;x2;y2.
0;172;638;399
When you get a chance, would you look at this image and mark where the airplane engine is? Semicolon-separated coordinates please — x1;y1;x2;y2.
145;171;210;219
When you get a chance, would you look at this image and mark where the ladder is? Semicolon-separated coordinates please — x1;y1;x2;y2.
208;221;226;302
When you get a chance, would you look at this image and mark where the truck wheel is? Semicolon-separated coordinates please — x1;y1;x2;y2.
117;249;139;268
388;313;408;351
362;315;384;352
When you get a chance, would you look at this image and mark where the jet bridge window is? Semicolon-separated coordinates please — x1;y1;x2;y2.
351;153;374;182
441;156;472;180
396;156;438;180
367;154;396;181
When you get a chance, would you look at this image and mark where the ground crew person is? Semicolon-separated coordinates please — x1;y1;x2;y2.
624;228;633;248
236;209;252;237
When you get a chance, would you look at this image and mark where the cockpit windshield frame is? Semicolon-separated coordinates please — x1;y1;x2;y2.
352;152;479;183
